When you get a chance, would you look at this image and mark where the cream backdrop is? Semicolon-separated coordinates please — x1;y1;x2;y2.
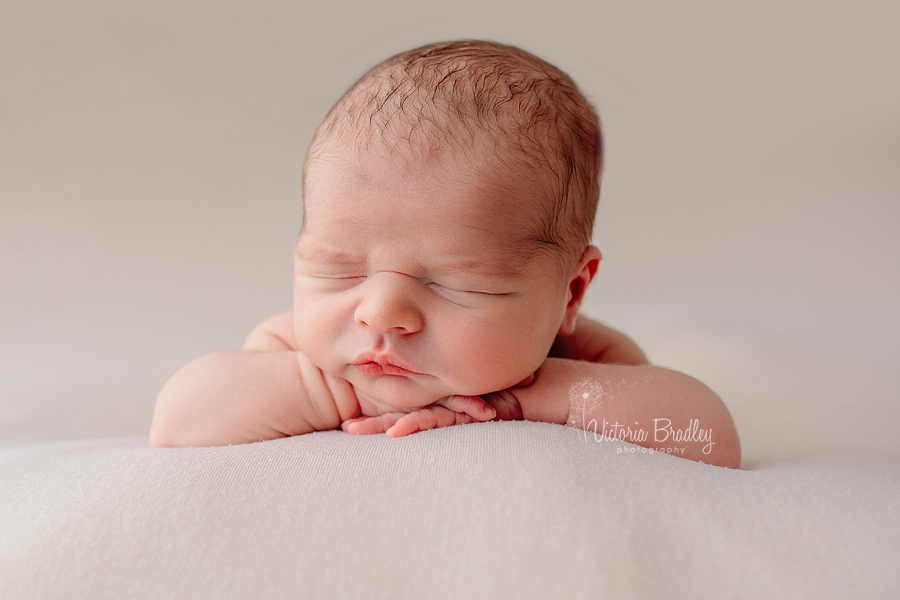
2;0;899;466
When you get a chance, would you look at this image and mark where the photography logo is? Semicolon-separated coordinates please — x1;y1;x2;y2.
566;377;713;455
567;377;604;431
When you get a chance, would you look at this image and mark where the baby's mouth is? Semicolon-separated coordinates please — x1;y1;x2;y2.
353;362;421;377
351;353;423;377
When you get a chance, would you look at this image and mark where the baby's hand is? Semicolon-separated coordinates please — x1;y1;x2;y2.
341;395;496;437
340;375;533;438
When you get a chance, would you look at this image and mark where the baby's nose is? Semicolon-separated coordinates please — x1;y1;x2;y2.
353;272;424;335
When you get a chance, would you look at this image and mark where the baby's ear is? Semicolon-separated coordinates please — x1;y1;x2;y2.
559;245;601;335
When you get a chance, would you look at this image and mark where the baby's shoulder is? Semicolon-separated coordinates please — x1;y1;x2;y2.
242;309;298;351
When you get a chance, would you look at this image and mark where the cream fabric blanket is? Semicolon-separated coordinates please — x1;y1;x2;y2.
2;422;898;599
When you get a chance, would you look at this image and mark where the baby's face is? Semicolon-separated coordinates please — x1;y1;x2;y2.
293;143;570;411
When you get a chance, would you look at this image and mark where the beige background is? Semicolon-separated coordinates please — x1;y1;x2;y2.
2;0;898;464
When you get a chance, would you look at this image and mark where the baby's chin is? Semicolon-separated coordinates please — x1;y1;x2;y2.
343;361;533;412
349;374;450;412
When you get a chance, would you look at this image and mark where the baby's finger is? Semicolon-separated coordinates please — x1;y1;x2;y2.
341;419;380;434
383;414;423;438
435;394;496;421
384;410;439;438
385;406;478;438
341;413;400;435
482;390;524;421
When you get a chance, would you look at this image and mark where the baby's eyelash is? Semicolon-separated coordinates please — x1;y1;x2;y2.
306;273;366;280
427;281;507;296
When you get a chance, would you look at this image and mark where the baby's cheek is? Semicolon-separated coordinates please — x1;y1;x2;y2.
445;325;539;394
292;303;338;365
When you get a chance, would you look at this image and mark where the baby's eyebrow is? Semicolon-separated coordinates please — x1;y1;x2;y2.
436;257;526;279
295;245;365;264
296;242;526;278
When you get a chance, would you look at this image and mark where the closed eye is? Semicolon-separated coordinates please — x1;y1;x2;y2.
297;271;366;293
321;274;367;284
426;282;510;297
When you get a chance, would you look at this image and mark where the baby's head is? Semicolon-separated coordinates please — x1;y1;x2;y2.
306;40;602;275
294;40;603;409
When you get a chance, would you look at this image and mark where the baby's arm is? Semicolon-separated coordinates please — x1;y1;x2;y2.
550;314;649;365
507;358;741;468
344;314;650;437
355;314;649;437
149;311;359;447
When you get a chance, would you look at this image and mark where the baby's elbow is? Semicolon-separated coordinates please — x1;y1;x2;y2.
693;380;741;469
719;431;742;469
706;413;742;469
657;369;741;469
148;417;178;448
149;372;194;448
148;353;220;448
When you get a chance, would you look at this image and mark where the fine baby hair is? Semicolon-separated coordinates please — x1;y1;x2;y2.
305;40;603;267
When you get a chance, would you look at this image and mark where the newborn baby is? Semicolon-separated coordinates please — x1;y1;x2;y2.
150;40;740;468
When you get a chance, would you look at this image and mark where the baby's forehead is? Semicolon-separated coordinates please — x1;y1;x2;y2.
300;143;562;270
308;130;551;203
307;140;552;229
